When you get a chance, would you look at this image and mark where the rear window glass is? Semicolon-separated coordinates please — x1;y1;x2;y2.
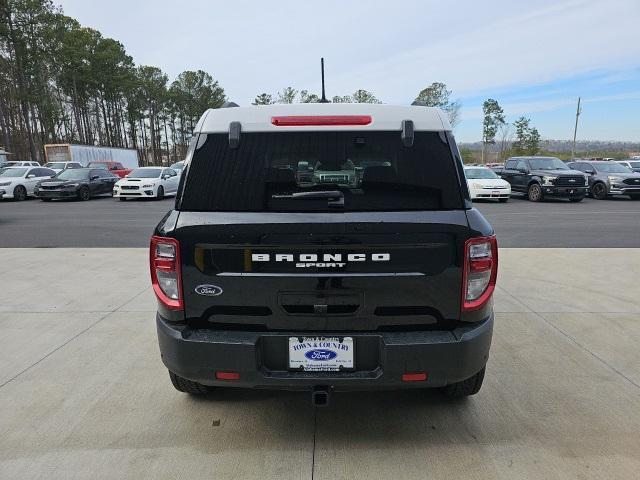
129;168;162;178
180;131;463;212
465;168;499;179
594;163;631;173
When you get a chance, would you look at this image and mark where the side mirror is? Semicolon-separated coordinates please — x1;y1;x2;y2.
124;174;129;178
90;175;99;180
517;168;529;174
27;174;36;178
585;169;595;175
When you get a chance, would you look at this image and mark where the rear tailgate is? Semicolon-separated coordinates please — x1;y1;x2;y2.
176;210;469;331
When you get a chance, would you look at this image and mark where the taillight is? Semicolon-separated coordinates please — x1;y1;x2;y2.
150;236;183;310
271;115;372;126
462;236;498;311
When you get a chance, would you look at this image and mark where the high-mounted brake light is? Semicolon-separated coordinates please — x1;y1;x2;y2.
461;236;498;311
271;115;372;127
150;236;183;310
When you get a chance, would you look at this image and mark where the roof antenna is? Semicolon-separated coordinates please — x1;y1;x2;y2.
319;58;329;103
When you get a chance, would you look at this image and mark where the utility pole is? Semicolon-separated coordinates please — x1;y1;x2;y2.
571;97;581;160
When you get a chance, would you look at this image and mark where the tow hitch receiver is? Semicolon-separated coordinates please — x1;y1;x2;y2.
312;386;330;407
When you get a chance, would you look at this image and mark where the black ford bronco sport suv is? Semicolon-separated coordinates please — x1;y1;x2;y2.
152;104;497;404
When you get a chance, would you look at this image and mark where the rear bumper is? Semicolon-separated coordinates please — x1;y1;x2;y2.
156;313;494;390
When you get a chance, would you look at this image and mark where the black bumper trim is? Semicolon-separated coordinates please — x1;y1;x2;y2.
156;313;494;390
36;190;78;198
542;186;587;198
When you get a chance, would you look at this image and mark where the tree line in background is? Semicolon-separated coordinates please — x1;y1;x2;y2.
4;2;635;169
2;0;550;168
0;0;227;165
1;0;465;165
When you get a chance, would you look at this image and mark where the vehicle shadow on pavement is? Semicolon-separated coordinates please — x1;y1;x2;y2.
186;386;485;445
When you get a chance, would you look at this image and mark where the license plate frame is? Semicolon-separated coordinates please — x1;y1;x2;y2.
288;336;355;372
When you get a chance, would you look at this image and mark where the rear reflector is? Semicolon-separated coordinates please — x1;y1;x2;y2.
402;373;428;382
216;371;240;381
271;115;372;127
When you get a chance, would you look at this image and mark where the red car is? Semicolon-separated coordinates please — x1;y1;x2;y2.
86;161;132;178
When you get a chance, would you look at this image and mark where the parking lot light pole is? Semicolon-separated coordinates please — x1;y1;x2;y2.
571;97;581;160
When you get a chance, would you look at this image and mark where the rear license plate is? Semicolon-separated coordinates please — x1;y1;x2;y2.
288;337;354;371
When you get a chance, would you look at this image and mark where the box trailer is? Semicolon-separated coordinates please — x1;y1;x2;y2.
44;144;139;169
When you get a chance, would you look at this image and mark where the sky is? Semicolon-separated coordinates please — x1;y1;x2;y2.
57;0;640;142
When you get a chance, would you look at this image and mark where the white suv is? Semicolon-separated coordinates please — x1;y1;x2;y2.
2;161;40;168
616;160;640;173
43;161;83;173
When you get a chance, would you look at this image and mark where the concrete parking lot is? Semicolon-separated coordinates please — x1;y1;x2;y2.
1;195;640;247
1;248;639;479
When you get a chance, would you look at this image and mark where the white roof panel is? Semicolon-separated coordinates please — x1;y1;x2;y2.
196;103;450;133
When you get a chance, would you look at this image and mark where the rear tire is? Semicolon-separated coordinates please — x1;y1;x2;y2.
41;198;52;202
569;196;584;202
527;183;542;202
591;182;607;200
443;367;485;398
119;197;127;202
629;194;640;200
169;370;210;395
498;197;509;203
13;185;27;201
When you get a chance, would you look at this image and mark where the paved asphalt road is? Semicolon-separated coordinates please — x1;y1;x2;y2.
1;194;639;247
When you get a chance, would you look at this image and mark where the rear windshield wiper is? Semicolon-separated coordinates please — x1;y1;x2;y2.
271;190;342;200
271;190;344;207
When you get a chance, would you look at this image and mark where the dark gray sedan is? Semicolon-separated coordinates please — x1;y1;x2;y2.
569;161;640;200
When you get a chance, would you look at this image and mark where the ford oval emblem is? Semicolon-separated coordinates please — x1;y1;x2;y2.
304;349;337;361
194;284;223;296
